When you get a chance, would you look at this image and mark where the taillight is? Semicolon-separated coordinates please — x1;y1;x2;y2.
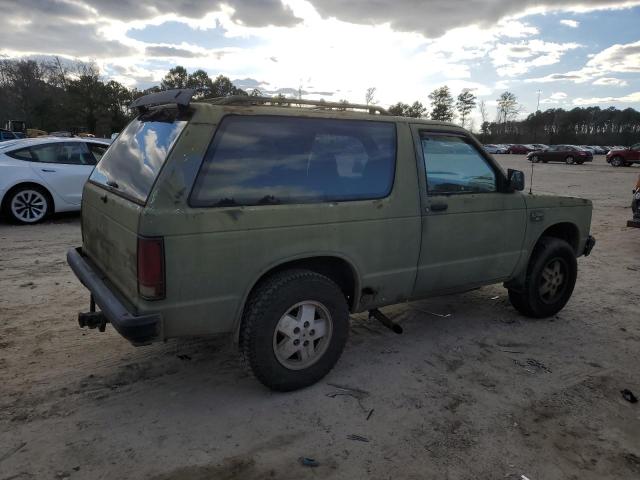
137;236;165;300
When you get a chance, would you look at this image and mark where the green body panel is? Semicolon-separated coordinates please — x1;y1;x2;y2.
79;102;594;341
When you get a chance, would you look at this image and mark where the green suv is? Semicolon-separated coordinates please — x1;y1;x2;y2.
67;90;595;391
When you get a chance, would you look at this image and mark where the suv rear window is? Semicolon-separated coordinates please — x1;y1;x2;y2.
89;108;188;203
190;115;396;207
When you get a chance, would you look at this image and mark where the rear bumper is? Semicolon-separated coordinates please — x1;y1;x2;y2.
67;247;160;345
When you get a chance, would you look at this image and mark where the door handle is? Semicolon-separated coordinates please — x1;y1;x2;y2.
430;202;448;212
41;168;56;172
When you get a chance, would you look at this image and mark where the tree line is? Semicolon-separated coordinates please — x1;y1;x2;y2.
0;60;248;137
1;58;638;145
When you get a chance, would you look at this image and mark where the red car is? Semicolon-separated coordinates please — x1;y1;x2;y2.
606;143;640;167
507;144;535;154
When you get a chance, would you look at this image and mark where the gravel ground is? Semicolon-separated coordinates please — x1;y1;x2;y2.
1;155;639;480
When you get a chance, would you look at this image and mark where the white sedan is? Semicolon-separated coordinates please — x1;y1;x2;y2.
0;137;110;224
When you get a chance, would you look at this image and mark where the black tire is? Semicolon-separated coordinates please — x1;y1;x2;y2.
576;160;584;165
508;237;577;318
240;269;349;391
610;156;623;167
565;156;575;165
2;185;51;224
531;155;540;163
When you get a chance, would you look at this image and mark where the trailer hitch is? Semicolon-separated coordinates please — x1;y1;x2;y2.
78;295;107;332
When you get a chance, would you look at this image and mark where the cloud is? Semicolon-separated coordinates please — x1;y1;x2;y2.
573;91;640;105
308;0;640;38
145;46;204;58
592;77;629;86
490;39;581;77
560;19;580;27
540;91;568;104
82;0;301;27
525;39;640;83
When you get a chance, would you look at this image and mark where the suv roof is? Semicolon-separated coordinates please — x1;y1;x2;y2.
132;88;462;130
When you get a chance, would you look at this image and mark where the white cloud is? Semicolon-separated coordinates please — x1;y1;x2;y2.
490;39;581;77
560;19;580;27
593;77;629;86
526;39;640;83
540;91;568;104
573;91;640;105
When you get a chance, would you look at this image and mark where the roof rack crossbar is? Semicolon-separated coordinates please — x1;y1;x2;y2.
204;95;389;115
130;88;196;111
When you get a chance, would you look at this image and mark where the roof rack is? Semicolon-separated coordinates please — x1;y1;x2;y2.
204;95;390;115
130;88;196;112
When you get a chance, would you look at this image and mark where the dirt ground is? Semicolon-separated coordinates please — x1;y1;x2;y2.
1;155;639;480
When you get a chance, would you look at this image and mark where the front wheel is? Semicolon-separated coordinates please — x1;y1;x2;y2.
610;156;623;167
240;269;349;391
508;237;577;318
530;155;539;163
565;156;575;165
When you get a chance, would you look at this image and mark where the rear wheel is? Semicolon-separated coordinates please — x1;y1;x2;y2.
508;237;577;318
240;269;350;391
610;156;624;167
530;155;540;163
565;156;575;165
4;186;51;224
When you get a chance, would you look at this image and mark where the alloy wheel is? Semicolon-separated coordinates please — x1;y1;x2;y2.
539;258;568;304
272;300;333;370
10;190;47;223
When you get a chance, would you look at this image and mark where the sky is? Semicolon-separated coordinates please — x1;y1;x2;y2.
1;0;640;128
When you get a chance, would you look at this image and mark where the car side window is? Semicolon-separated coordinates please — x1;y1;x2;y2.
29;142;94;165
7;147;34;160
190;115;397;207
420;134;496;195
87;143;108;163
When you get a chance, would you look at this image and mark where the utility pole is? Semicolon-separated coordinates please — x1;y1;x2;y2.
534;90;542;141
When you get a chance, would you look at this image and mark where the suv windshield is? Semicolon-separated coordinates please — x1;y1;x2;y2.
89;108;189;203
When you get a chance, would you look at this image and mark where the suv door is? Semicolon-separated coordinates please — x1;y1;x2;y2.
29;142;97;205
411;129;527;296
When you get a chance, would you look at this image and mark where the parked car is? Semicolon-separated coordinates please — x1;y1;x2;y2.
507;144;535;154
527;145;593;164
483;144;507;154
67;90;595;391
531;144;548;150
588;146;607;155
606;143;640;167
0;137;109;224
0;129;18;142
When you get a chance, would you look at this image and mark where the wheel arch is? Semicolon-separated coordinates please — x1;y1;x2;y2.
538;222;580;254
1;181;56;214
506;221;580;292
232;254;361;343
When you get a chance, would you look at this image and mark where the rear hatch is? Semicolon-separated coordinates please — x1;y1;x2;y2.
81;107;189;304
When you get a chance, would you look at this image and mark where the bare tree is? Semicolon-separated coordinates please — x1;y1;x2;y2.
365;87;377;105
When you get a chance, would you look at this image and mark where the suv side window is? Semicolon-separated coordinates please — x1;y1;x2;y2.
190;115;396;207
420;134;496;195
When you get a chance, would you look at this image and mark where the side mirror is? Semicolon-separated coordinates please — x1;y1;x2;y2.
507;169;525;191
